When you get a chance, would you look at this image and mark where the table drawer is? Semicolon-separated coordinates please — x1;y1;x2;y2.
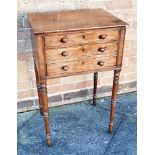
45;28;119;49
45;42;118;63
46;55;117;78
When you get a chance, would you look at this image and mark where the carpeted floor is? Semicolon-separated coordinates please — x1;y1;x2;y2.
17;92;137;155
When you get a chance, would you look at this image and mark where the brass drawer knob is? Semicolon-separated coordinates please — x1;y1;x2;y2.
61;38;68;43
99;35;106;39
98;61;104;66
62;65;69;71
98;47;105;52
61;51;68;56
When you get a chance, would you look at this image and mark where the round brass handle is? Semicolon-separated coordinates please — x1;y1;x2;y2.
98;47;105;52
61;51;68;56
99;35;106;39
62;65;68;71
61;38;68;43
98;61;104;66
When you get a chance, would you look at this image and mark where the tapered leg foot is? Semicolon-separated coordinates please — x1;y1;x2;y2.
43;113;51;146
43;111;51;146
46;134;51;146
40;83;51;146
93;72;98;106
109;120;115;133
109;69;121;133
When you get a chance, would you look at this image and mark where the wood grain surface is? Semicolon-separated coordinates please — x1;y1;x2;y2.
46;55;117;78
28;9;127;34
45;42;118;63
45;28;119;48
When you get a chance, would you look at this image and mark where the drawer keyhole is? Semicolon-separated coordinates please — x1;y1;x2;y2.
82;35;85;39
82;61;85;65
81;47;85;51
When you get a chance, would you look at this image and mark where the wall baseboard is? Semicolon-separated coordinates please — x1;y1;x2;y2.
17;81;137;113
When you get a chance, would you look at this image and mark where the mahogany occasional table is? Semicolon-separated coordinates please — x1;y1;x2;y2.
28;9;127;146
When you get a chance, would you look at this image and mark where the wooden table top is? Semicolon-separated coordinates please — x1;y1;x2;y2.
28;9;127;34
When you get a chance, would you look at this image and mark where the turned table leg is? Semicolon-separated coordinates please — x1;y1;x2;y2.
93;72;98;106
34;64;43;115
40;82;51;146
109;69;121;133
36;84;43;115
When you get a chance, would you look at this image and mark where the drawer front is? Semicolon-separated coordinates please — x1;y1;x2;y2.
45;42;118;63
45;28;119;49
46;55;117;78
